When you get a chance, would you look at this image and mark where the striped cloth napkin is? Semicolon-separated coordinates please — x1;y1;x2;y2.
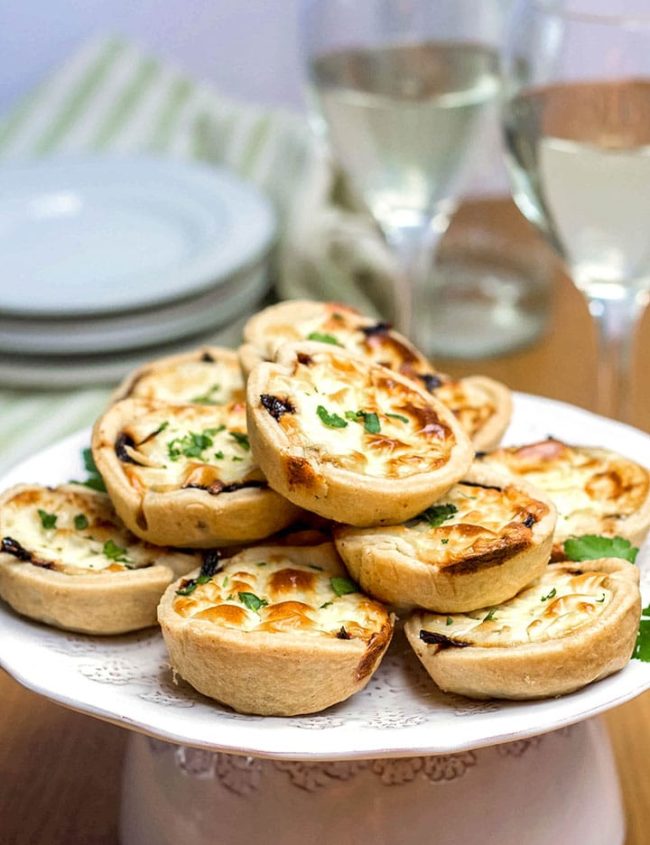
0;36;395;475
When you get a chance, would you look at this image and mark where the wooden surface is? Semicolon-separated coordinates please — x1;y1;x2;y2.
1;199;649;843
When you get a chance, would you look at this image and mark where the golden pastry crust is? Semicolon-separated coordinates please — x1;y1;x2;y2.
158;542;394;715
112;346;245;406
405;558;641;699
335;466;556;612
0;484;200;634
92;398;302;547
246;342;474;526
477;439;650;557
240;299;511;448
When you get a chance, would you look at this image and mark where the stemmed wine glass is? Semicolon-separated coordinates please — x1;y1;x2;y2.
300;0;502;352
502;0;650;422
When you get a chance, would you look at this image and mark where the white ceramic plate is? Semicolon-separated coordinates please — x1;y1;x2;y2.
0;262;269;356
0;156;275;317
0;393;648;760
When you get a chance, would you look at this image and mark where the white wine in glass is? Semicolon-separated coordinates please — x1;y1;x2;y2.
301;0;503;348
502;1;650;421
309;41;500;234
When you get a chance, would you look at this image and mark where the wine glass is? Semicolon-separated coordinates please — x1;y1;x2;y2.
502;0;650;422
300;0;502;351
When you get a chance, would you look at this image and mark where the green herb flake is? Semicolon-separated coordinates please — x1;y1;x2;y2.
386;412;409;424
308;564;324;571
176;572;213;596
222;575;230;587
229;431;250;451
306;331;342;346
419;503;458;528
634;605;650;662
596;593;606;603
238;592;268;613
330;576;358;597
191;384;222;405
256;561;268;567
37;509;57;530
214;451;225;460
71;447;107;492
74;513;89;531
563;535;638;564
483;608;497;622
541;587;557;602
232;456;243;462
317;405;348;429
441;538;449;545
446;616;453;626
167;431;214;462
361;412;380;434
102;539;129;564
320;601;333;609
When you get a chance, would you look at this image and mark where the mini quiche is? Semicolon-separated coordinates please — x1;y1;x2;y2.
405;558;641;699
476;439;650;558
335;468;556;612
92;398;302;547
240;299;512;450
158;542;394;715
0;484;201;634
112;346;245;406
246;342;474;526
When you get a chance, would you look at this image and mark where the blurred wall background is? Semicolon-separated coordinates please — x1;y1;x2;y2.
0;0;304;112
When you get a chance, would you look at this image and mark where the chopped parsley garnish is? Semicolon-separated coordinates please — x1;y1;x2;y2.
317;405;348;429
306;331;342;346
232;456;243;462
483;608;497;622
37;509;57;530
71;447;107;493
345;409;381;434
634;605;650;663
308;564;324;571
229;431;250;451
103;539;129;564
191;384;221;405
446;616;453;626
214;451;224;460
541;587;557;602
330;576;358;597
320;601;333;609
74;513;89;531
167;428;227;462
238;592;268;612
176;573;212;596
419;503;458;527
441;538;449;545
256;561;268;567
563;535;638;564
386;412;409;424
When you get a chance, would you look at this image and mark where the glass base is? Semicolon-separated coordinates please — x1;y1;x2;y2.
421;260;549;359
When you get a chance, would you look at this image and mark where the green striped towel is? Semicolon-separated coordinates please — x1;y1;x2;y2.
0;36;394;475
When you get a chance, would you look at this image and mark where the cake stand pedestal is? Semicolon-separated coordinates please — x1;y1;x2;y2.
120;717;624;845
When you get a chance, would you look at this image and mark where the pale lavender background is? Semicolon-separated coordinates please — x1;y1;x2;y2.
0;0;305;112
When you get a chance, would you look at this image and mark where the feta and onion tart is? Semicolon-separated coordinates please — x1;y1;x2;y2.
92;398;302;548
0;484;201;634
476;439;650;558
112;346;245;406
158;542;394;715
240;299;511;449
246;342;474;526
405;558;641;699
335;467;556;612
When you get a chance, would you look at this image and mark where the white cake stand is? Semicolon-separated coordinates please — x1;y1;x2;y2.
1;395;648;845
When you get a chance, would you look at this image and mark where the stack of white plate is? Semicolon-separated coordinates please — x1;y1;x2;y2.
0;156;276;388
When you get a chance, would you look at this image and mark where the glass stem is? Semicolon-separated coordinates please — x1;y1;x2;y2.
587;292;646;422
382;210;449;345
